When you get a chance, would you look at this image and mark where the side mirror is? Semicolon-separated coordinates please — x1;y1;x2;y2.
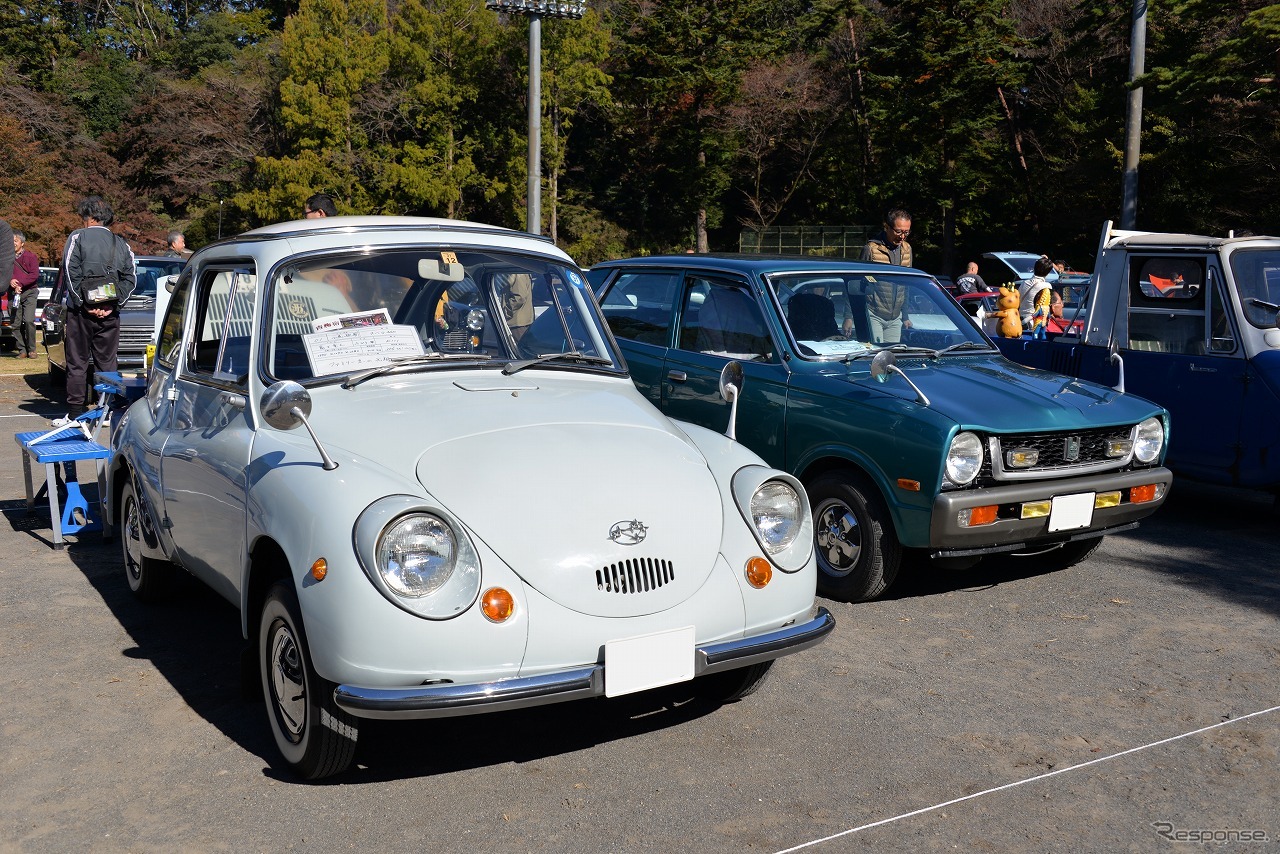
1108;340;1125;393
160;275;179;294
869;350;931;406
719;361;744;441
260;381;338;470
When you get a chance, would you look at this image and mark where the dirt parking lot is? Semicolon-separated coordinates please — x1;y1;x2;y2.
1;365;1277;853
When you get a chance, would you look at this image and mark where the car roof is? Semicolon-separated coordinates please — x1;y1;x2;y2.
593;253;937;277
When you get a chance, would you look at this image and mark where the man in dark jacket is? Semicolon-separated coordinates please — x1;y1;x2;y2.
0;218;13;305
58;196;136;421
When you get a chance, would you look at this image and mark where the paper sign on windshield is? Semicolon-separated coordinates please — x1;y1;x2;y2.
302;322;425;375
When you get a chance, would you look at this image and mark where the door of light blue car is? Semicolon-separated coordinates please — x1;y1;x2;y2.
158;266;256;602
1118;255;1246;479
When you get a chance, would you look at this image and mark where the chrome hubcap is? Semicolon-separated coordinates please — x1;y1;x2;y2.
268;623;307;743
815;499;861;576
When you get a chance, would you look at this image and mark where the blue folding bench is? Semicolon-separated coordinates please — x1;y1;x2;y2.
14;373;128;548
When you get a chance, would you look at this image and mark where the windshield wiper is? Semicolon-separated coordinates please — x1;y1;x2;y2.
936;341;995;355
342;352;488;389
502;352;614;375
1248;297;1280;311
844;343;940;362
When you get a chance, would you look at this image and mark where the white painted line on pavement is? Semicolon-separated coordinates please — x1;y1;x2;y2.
774;704;1280;853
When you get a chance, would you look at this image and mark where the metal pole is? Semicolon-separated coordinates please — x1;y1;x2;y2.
1120;0;1147;230
527;14;542;235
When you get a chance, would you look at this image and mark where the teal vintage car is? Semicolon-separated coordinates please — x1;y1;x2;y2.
593;255;1173;602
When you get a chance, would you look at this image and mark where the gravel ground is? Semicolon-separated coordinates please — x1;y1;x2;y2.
1;366;1276;853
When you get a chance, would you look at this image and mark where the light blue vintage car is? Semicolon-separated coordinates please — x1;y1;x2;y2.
107;217;833;779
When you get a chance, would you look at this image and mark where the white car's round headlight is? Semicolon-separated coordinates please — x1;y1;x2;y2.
750;481;803;554
1134;416;1165;463
377;514;457;598
945;431;984;485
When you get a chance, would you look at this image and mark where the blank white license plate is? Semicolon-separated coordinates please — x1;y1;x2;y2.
1048;492;1095;532
604;626;695;698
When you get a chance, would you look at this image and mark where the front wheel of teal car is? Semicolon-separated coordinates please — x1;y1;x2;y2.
259;582;358;779
809;472;901;602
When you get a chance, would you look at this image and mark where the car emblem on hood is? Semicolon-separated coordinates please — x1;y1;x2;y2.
609;519;648;545
1063;435;1081;462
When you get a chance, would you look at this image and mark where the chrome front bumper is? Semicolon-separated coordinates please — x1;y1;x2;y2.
333;607;835;720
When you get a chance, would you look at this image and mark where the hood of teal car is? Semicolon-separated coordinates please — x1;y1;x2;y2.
847;355;1164;432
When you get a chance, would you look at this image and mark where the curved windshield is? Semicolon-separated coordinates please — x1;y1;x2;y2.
264;248;621;382
768;271;992;359
1229;248;1280;329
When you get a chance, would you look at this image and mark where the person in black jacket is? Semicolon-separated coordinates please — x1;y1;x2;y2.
58;196;136;421
0;218;13;309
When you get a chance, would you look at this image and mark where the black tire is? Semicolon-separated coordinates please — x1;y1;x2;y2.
701;661;774;704
120;481;174;601
259;582;358;779
808;471;901;602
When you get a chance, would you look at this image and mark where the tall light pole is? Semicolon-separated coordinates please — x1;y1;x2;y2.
485;0;586;235
1120;0;1147;229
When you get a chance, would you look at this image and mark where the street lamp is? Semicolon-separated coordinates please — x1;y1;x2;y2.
485;0;587;235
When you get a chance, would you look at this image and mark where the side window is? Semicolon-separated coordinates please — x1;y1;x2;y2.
678;276;773;361
156;270;192;370
599;271;678;346
188;269;255;382
1127;256;1211;355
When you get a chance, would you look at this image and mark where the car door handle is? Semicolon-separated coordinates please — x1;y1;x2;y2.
667;370;687;383
219;391;248;409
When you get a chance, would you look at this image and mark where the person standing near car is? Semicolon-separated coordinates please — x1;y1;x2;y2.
861;209;914;342
0;218;13;327
58;196;136;422
161;230;190;258
954;261;987;295
303;193;338;218
11;229;41;358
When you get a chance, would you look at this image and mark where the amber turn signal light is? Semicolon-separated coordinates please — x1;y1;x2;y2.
960;505;999;527
310;558;328;582
745;557;773;589
1130;484;1159;504
481;587;515;622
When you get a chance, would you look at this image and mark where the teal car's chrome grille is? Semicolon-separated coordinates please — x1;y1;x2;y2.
985;425;1138;482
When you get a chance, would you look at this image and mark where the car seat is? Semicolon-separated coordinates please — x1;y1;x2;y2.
787;293;839;341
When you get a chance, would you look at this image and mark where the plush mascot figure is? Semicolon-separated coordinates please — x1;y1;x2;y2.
988;283;1023;339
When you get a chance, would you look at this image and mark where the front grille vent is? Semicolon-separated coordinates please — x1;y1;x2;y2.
985;425;1136;483
596;558;675;594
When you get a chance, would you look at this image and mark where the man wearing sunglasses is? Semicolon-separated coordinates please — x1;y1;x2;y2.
861;209;913;267
861;209;914;342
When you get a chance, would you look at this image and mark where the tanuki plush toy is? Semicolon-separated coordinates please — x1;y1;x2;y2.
989;283;1023;338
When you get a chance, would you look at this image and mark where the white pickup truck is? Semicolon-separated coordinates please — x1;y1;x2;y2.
995;221;1280;498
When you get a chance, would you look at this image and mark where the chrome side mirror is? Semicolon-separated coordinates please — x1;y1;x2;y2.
719;361;744;441
260;381;338;470
870;350;931;406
